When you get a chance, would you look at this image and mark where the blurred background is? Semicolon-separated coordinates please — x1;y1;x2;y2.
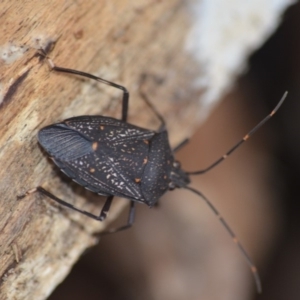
48;2;300;300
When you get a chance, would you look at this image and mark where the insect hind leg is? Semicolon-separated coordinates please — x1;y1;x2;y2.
18;187;114;222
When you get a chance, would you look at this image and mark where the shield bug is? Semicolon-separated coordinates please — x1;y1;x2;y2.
20;53;287;293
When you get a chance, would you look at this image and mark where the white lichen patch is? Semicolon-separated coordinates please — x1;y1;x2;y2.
185;0;295;110
0;42;29;64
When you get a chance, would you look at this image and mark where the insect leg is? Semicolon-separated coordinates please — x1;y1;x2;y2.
139;75;166;132
99;195;114;221
18;187;114;221
100;201;136;235
39;51;130;122
173;138;189;153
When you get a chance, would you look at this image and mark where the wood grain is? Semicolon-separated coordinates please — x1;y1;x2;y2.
0;1;203;298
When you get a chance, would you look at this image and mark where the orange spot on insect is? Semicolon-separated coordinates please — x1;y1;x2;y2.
92;142;98;150
90;168;95;173
135;178;141;183
100;126;105;130
143;140;149;144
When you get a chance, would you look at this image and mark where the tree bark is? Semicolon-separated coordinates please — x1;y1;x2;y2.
0;1;203;299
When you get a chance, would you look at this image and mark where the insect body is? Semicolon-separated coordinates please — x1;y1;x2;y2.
21;55;287;293
38;116;188;207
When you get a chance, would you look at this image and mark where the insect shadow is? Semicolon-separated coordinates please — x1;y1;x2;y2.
19;51;287;293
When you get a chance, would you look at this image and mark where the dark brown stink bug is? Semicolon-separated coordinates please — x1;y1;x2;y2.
20;55;287;293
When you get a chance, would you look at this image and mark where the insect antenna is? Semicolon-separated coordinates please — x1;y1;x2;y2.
185;185;262;293
187;92;287;175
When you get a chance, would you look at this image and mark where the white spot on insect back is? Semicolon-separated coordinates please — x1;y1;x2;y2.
125;186;132;193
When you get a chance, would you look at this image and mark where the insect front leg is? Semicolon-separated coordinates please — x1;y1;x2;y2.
18;187;114;221
138;74;166;132
38;49;130;122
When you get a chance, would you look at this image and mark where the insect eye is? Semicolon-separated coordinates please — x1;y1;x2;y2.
168;182;176;190
173;161;181;169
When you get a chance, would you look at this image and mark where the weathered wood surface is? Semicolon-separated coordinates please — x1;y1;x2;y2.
0;1;203;299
